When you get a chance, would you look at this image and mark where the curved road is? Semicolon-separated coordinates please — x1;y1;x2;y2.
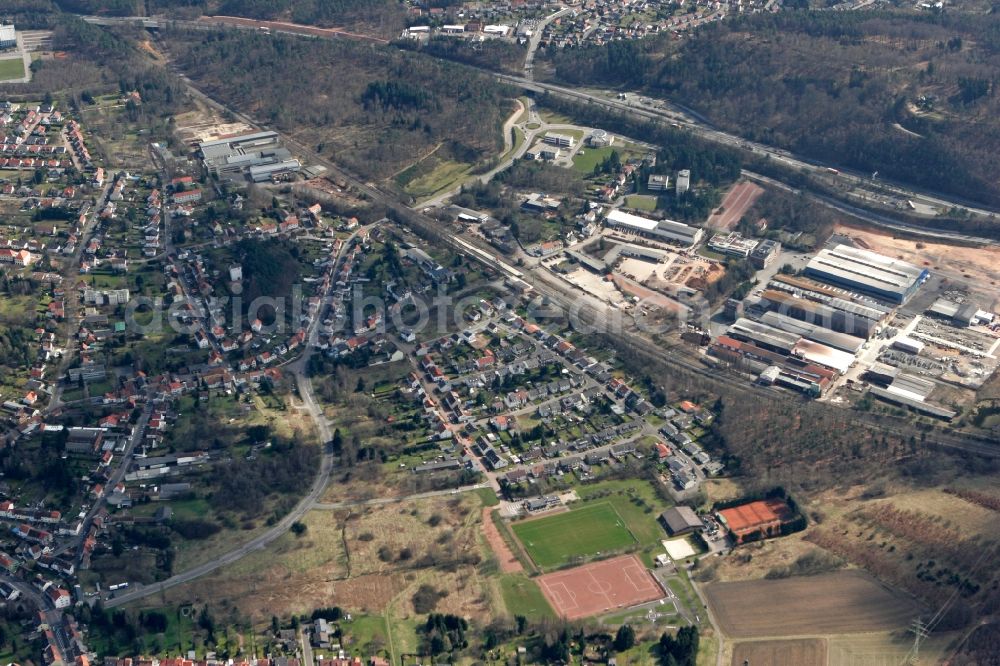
104;230;345;608
106;363;333;609
418;98;526;209
490;74;1000;242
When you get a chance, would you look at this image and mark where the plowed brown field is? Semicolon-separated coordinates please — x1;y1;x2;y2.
704;571;920;638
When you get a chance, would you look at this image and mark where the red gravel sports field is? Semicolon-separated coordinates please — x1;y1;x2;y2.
705;180;764;231
537;554;664;619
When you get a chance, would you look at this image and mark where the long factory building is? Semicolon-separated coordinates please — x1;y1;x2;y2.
803;244;928;304
769;273;892;320
605;209;704;247
758;311;866;354
718;316;859;384
753;288;882;339
712;243;932;399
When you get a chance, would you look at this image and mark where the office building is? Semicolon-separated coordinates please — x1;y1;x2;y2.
543;133;575;148
199;131;301;182
676;169;690;197
647;174;669;191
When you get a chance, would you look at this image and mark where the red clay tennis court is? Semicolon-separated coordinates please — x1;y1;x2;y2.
537;554;665;620
717;498;794;543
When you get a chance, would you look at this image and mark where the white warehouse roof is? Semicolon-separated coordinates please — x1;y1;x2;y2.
792;339;855;374
605;209;703;246
606;209;658;232
805;244;927;303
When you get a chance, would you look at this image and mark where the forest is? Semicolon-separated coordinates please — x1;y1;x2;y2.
739;188;840;249
234;238;303;326
2;0;60;28
162;28;514;181
542;11;1000;206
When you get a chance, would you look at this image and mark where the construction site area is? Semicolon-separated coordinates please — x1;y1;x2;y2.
173;106;255;147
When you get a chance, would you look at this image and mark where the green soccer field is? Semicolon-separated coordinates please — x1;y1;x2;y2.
0;58;25;82
511;502;637;569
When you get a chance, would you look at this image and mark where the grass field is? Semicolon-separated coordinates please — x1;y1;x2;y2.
573;479;667;548
509;126;525;159
668;575;703;623
498;574;555;618
515;96;531;123
625;194;659;211
0;58;25;82
401;159;470;199
476;487;500;507
572;146;618;174
344;615;389;653
0;292;35;316
132;498;211;521
537;109;575;125
511;502;636;569
826;630;957;666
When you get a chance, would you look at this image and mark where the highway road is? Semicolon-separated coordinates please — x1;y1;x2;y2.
489;73;999;241
82;13;1000;240
742;170;983;244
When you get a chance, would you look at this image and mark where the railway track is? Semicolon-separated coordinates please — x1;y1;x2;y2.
161;33;1000;464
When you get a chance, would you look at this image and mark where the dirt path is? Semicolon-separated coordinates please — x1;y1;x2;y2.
388;142;443;180
481;507;524;573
